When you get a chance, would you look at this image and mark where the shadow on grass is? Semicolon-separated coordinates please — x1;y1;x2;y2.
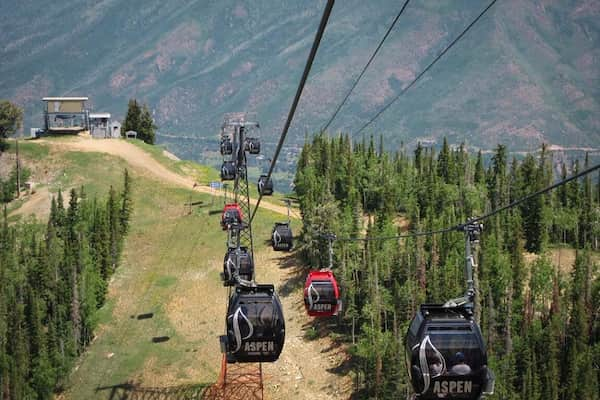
151;336;170;343
136;312;154;320
95;381;264;400
300;317;342;340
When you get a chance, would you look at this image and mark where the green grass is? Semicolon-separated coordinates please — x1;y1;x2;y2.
4;140;50;159
59;151;128;197
155;275;178;288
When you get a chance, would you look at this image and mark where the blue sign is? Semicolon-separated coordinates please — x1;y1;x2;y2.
210;181;222;189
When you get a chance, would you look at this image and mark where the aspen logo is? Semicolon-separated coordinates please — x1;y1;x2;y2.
310;303;332;311
307;282;321;310
433;380;472;395
244;341;275;353
229;307;253;352
226;256;236;278
416;335;447;394
273;230;281;247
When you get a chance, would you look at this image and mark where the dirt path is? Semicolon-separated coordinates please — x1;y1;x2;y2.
37;137;298;219
257;251;353;399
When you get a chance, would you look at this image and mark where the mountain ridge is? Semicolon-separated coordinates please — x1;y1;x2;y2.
1;0;599;163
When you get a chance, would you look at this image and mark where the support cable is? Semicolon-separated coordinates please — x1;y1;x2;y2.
335;162;600;242
321;0;411;133
250;0;335;224
352;0;498;139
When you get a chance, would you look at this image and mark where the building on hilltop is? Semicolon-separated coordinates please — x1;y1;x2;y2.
42;97;89;134
89;113;111;138
89;113;121;138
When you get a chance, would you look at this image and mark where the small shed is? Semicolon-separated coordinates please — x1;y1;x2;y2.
110;121;121;138
89;113;111;138
125;130;137;139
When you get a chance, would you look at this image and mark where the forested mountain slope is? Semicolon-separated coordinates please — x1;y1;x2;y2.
293;134;599;398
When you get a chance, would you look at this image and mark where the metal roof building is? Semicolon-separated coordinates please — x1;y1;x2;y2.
42;96;89;134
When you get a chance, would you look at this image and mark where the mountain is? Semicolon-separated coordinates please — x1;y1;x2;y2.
1;0;599;163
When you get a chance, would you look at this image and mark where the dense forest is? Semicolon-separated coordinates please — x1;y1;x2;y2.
0;170;132;399
294;134;599;399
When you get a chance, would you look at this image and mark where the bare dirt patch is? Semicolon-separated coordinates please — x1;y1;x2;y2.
8;186;53;221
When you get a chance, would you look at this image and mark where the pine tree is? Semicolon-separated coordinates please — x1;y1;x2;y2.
106;186;121;275
138;103;156;145
119;169;133;236
122;99;141;138
437;137;450;183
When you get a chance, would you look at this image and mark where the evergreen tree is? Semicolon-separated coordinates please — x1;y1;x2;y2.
122;99;141;138
119;169;133;236
0;172;133;399
138;103;156;145
437;137;450;183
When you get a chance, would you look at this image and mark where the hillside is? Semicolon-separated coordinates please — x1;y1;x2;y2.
1;0;599;164
6;137;351;399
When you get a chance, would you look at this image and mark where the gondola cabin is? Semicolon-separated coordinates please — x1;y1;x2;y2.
221;161;236;181
220;138;233;155
271;222;293;251
222;247;254;285
303;271;340;317
244;137;260;154
221;203;243;230
258;175;274;196
405;304;495;399
222;284;285;363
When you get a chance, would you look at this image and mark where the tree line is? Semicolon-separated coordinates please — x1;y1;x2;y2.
0;170;132;399
294;134;599;399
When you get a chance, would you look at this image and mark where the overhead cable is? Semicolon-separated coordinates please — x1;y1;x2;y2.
321;0;411;133
250;0;335;223
352;0;499;139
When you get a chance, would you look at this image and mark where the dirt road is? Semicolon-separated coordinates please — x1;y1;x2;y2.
37;137;298;219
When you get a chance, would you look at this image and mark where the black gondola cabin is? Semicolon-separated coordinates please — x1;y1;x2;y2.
222;247;254;285
405;304;494;399
221;161;236;181
245;137;260;154
271;222;293;251
222;284;285;363
220;138;233;155
257;175;273;196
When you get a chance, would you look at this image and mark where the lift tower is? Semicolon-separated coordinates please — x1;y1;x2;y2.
221;112;258;263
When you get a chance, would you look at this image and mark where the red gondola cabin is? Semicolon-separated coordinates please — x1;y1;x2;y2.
221;203;243;230
304;271;340;317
